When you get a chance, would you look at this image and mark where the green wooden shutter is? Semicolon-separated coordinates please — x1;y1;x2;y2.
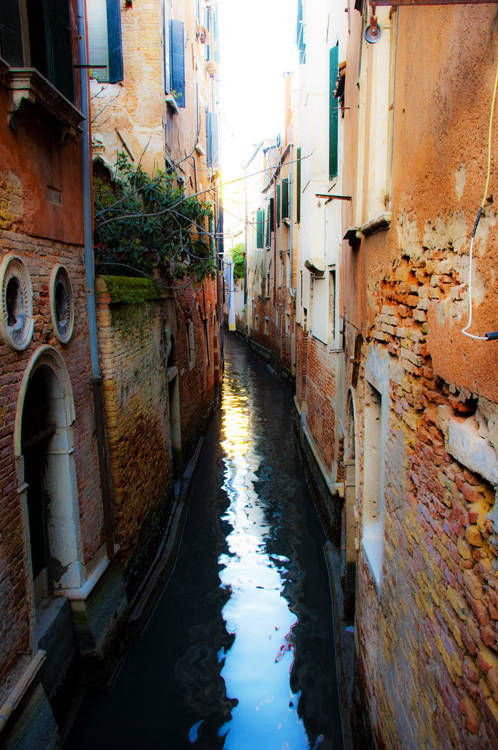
282;178;289;220
276;183;281;227
269;197;274;233
265;207;270;246
329;44;339;180
256;209;264;248
296;147;302;223
43;0;75;102
107;0;123;84
170;19;185;107
0;0;23;66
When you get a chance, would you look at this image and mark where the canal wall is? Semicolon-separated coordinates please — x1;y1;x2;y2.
95;275;220;597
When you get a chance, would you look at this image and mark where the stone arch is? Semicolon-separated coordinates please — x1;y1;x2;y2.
14;347;83;613
343;387;358;620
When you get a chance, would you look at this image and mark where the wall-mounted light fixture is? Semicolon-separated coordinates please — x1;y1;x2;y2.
364;1;381;44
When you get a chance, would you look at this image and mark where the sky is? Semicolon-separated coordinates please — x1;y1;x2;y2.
218;0;298;245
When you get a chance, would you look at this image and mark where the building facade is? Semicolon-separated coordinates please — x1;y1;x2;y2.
240;0;498;746
0;2;126;746
86;0;223;590
342;3;498;746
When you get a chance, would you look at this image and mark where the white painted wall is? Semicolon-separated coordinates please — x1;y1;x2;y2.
296;0;346;345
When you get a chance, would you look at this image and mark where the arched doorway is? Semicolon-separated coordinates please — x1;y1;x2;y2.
15;348;83;614
344;391;357;621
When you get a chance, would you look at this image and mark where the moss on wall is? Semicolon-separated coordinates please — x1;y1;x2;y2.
99;275;161;305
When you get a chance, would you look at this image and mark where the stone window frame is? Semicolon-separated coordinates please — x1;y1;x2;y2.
0;253;34;351
49;264;74;344
361;347;392;592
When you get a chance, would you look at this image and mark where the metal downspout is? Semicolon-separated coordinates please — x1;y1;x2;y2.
288;144;294;295
77;0;115;559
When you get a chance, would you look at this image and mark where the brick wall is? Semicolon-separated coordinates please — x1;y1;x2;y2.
0;43;104;695
175;278;220;453
95;277;173;574
95;275;219;587
354;249;498;747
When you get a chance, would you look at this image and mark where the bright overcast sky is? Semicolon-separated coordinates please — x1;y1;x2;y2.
218;0;298;242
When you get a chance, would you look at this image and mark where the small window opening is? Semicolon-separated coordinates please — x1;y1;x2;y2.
6;276;22;328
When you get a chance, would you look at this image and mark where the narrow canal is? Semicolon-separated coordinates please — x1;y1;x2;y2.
68;334;342;749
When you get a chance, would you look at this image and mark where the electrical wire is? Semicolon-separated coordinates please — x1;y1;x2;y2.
462;58;498;341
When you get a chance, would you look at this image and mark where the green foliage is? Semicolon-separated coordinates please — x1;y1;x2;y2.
231;242;245;280
94;153;215;280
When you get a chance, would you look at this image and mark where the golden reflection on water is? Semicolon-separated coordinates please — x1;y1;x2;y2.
221;389;252;459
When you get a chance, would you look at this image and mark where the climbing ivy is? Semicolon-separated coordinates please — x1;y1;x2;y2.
94;153;215;280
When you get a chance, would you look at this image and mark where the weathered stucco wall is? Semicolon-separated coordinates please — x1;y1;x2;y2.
344;6;498;747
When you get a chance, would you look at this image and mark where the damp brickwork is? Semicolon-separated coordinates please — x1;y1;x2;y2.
175;279;220;454
95;277;173;569
95;276;219;574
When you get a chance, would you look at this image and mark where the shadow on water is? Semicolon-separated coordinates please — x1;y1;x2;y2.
67;333;343;749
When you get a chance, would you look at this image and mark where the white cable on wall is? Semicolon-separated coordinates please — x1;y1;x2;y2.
461;58;498;341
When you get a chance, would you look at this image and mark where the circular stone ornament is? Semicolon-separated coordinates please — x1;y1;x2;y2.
0;254;34;351
50;265;74;344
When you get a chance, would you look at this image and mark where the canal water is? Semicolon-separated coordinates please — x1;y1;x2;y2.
68;334;342;749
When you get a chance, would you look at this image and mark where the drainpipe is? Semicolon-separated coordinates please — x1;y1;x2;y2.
288;144;294;294
77;0;115;560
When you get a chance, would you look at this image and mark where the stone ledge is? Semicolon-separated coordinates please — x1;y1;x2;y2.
359;212;392;237
0;61;83;139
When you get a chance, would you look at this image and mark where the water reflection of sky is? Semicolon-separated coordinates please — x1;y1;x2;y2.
217;384;311;749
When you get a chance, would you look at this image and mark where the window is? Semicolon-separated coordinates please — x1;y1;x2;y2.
87;0;123;84
50;265;74;344
0;0;76;101
206;111;218;167
0;1;23;66
186;320;195;369
354;6;396;229
329;44;339;180
296;147;302;223
170;19;185;107
276;183;281;227
0;254;33;351
256;209;264;249
362;380;384;589
281;178;289;221
163;0;171;93
328;268;336;344
296;0;305;64
265;200;273;247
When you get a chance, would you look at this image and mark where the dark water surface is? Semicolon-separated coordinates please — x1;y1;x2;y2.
68;334;342;749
